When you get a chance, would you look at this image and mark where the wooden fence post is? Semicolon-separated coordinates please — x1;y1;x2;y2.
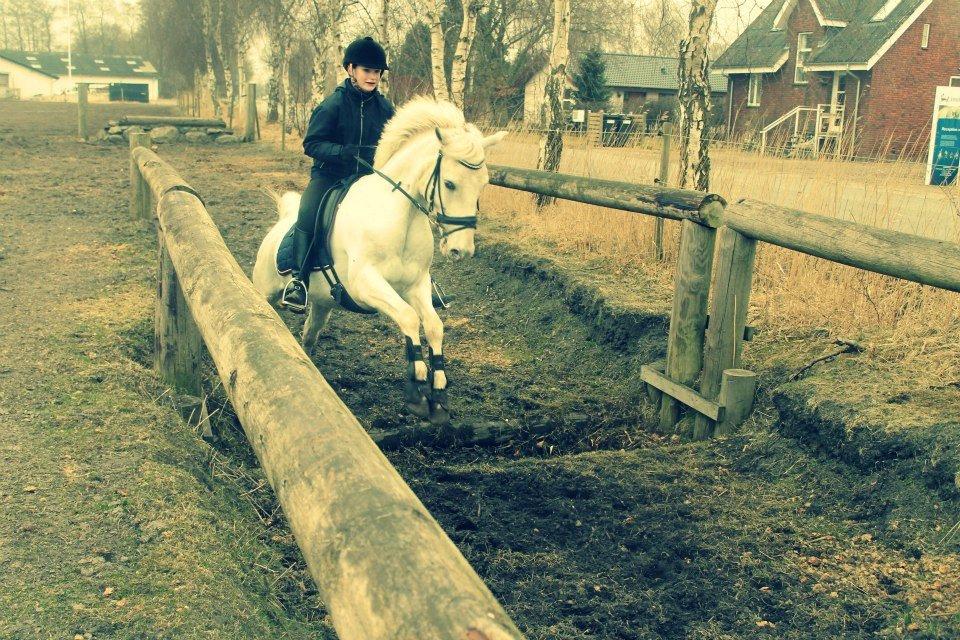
654;122;672;261
659;217;717;432
693;226;757;439
716;369;758;435
155;231;202;396
129;132;152;220
77;83;89;141
243;82;258;142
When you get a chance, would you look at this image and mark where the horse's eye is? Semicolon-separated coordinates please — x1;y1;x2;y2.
444;180;456;190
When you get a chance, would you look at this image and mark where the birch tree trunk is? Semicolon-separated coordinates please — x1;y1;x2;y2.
379;0;391;96
426;0;450;101
677;0;717;191
324;0;346;96
449;0;479;109
535;0;571;207
267;35;284;122
201;0;222;118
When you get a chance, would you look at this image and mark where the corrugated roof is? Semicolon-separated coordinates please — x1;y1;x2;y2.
714;0;931;71
571;53;727;92
0;50;158;79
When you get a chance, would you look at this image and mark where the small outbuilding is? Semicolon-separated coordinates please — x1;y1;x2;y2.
0;50;159;101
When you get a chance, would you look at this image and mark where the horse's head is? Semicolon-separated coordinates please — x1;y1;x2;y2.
431;125;507;260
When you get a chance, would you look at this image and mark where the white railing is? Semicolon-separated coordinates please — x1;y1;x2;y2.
759;105;818;154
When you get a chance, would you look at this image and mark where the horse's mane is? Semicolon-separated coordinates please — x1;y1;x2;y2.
374;96;472;168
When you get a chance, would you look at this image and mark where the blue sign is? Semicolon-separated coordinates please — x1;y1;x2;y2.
926;87;960;186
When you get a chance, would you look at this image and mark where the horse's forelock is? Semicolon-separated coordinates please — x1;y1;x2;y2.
438;126;486;167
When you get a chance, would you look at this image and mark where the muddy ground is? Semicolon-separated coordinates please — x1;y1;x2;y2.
1;101;958;639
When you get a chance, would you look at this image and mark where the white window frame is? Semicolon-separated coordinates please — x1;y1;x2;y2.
795;33;813;84
921;23;930;49
748;74;762;107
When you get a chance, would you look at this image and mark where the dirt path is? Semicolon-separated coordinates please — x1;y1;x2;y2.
1;101;957;639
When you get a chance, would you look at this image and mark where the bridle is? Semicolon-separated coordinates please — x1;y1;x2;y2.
354;133;483;239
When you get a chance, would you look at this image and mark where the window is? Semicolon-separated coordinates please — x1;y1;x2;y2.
921;23;930;49
951;77;960;87
795;33;812;84
748;74;762;107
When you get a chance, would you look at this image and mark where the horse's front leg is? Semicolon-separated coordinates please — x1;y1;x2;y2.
351;268;430;419
406;277;449;426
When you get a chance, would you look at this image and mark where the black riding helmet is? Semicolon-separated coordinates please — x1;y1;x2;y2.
342;37;389;71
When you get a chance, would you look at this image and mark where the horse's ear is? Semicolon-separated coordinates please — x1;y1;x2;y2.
482;131;508;148
435;127;444;145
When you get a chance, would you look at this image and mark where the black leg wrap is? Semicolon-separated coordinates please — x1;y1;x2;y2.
403;337;429;419
427;348;450;426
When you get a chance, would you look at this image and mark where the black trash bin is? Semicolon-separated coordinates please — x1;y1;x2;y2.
601;114;637;147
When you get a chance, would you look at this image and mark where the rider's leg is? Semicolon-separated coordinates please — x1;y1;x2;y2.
281;176;334;312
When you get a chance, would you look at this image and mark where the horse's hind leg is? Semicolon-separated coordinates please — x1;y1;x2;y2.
302;298;333;356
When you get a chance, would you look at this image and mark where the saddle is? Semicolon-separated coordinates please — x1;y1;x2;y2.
276;174;376;314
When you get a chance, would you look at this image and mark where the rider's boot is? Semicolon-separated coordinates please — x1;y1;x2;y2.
431;278;455;309
280;228;311;314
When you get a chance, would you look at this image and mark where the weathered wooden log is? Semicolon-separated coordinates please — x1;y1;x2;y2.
641;364;723;422
155;189;523;640
155;232;202;396
119;115;227;128
77;83;89;141
132;146;202;204
129;132;152;220
694;226;757;439
659;219;716;431
722;198;960;293
488;164;725;224
715;369;758;436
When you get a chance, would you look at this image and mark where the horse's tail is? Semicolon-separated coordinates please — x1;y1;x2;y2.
261;187;301;220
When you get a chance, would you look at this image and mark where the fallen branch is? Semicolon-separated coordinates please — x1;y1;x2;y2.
789;339;864;381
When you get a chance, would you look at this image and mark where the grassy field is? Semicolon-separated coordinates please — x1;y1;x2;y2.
1;100;958;638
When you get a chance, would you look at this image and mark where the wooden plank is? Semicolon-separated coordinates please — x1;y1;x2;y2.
694;226;757;440
155;189;523;640
641;365;724;422
488;164;725;224
723;198;960;293
659;219;716;431
119;115;227;128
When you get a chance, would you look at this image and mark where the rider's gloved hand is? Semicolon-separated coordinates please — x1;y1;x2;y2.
339;144;360;162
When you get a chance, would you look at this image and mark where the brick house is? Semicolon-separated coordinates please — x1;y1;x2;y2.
714;0;960;157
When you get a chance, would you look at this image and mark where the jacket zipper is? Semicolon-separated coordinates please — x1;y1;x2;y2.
357;98;365;174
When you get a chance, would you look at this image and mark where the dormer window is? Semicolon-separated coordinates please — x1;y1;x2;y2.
872;0;902;21
795;33;812;84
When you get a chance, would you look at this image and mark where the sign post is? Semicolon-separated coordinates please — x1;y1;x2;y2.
925;86;960;187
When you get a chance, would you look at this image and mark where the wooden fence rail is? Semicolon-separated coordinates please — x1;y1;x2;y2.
487;164;960;438
131;149;524;640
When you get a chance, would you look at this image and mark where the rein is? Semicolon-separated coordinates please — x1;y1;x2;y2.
354;150;481;239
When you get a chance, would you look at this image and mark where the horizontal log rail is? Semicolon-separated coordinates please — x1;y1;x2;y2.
133;155;524;639
119;115;227;128
487;165;726;225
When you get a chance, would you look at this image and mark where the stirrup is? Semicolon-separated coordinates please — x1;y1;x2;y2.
280;278;308;314
431;280;453;310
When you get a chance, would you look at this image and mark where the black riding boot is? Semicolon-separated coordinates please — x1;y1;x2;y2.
280;228;312;314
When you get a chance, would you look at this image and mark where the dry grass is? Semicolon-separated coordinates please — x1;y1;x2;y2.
480;131;960;386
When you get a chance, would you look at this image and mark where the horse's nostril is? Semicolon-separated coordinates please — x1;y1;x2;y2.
449;249;462;258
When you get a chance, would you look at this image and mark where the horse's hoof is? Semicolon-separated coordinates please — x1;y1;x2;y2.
429;402;451;426
406;398;430;419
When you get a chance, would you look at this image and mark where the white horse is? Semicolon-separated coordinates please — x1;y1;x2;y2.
252;97;506;425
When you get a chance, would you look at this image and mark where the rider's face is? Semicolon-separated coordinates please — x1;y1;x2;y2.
348;65;383;93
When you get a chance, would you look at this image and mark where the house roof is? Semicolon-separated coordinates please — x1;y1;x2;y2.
572;53;728;93
0;50;158;79
715;0;931;72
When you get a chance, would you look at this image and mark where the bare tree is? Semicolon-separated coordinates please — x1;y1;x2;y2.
677;0;718;191
449;0;480;108
535;0;570;207
639;0;685;56
426;0;449;101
